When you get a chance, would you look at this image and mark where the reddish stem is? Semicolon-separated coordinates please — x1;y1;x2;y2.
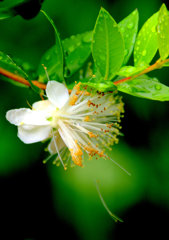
0;67;46;90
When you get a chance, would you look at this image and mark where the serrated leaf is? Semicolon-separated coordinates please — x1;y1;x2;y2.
92;8;124;80
118;9;139;65
39;10;64;83
134;12;158;66
117;75;169;101
157;4;169;60
62;31;92;77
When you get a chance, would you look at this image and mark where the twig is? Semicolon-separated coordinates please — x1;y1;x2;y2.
0;67;46;90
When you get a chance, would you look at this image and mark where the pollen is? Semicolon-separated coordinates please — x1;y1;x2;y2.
84;116;90;122
88;132;97;138
74;82;81;92
70;145;83;167
69;94;78;106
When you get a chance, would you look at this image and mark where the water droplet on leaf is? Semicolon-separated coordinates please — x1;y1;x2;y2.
45;55;50;61
127;23;134;29
83;33;92;43
68;46;75;52
155;84;161;90
142;50;147;56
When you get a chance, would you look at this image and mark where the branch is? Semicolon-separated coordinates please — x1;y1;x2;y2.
113;58;169;85
0;67;46;90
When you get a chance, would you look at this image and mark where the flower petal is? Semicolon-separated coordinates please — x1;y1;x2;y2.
32;100;56;118
18;125;52;144
48;132;66;154
46;81;69;109
6;108;50;126
32;100;54;111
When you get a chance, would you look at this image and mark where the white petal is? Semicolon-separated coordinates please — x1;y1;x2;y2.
6;108;50;126
48;132;66;154
32;100;55;118
18;125;52;144
46;81;69;109
32;100;54;111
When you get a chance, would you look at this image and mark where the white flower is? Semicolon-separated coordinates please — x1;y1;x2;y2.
6;81;124;168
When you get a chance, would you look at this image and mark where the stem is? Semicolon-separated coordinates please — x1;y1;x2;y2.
0;67;46;90
1;58;169;90
113;58;169;85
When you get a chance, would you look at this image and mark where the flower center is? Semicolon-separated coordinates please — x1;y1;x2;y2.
50;108;60;128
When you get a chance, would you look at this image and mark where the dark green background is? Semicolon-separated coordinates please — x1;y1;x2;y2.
0;0;169;239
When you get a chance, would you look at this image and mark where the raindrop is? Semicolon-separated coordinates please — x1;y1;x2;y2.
45;55;50;61
155;84;161;90
126;67;134;73
76;41;81;47
104;13;109;19
127;23;134;29
142;50;147;56
83;33;92;43
68;46;75;52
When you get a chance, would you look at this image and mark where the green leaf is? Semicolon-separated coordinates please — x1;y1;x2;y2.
39;10;64;83
118;9;139;65
134;12;159;66
157;4;169;60
62;31;92;77
117;75;169;101
92;8;124;80
80;78;116;92
0;51;41;93
0;51;28;79
117;65;146;77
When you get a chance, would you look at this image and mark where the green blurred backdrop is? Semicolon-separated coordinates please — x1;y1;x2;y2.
0;0;169;239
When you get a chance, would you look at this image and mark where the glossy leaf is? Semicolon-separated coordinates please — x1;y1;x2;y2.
62;31;92;77
0;51;28;78
0;51;28;88
0;51;41;93
117;75;169;101
157;4;169;60
118;9;139;65
80;78;116;92
38;10;64;83
117;65;146;77
134;12;158;66
92;8;124;80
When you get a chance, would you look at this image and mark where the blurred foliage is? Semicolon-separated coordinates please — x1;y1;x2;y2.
0;0;169;239
48;141;146;240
